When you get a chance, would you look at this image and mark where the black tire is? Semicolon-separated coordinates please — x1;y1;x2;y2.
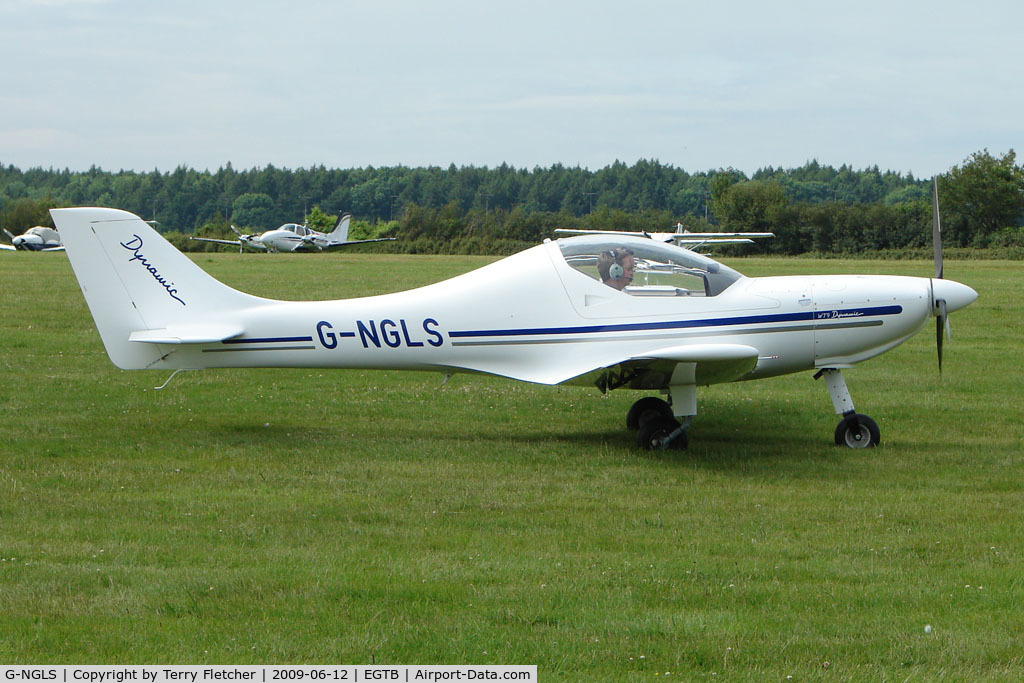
626;396;673;430
636;417;688;450
637;408;669;430
834;413;880;448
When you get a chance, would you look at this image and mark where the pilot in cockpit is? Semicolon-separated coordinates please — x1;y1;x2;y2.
597;248;636;291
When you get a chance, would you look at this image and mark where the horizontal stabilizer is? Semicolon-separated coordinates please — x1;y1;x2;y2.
129;323;244;344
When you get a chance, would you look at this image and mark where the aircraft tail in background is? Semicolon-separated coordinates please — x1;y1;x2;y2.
326;213;351;242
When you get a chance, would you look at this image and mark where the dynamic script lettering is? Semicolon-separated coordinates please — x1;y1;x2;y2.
816;310;864;320
120;234;186;306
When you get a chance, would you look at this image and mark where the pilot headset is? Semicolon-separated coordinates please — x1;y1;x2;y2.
606;249;631;280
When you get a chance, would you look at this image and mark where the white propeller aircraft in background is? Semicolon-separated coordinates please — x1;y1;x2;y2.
50;188;975;450
555;223;775;248
2;226;64;251
191;213;396;253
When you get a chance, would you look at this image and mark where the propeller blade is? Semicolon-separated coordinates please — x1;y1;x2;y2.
936;299;947;373
932;177;949;373
932;178;943;280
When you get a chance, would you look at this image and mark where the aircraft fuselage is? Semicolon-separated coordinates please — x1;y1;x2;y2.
148;244;942;389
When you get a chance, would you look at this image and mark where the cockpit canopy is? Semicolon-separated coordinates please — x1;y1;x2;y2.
281;223;310;236
557;235;743;297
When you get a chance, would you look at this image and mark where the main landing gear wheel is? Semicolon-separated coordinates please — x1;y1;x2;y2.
637;417;689;450
626;396;674;430
834;413;880;448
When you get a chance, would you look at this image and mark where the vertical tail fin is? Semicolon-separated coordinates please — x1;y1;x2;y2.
327;213;352;242
51;207;263;369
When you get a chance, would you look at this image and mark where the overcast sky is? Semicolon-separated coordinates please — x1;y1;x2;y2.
1;0;1021;178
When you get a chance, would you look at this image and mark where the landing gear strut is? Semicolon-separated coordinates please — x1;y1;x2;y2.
815;368;881;448
626;385;694;450
636;416;690;450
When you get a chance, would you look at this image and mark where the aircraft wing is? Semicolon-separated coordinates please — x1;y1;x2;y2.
554;228;649;238
621;343;759;385
190;237;244;247
442;342;758;388
321;237;397;249
554;228;773;245
664;232;774;239
673;238;754;246
0;244;65;251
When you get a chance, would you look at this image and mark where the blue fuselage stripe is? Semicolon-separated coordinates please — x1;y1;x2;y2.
449;305;903;339
223;336;314;344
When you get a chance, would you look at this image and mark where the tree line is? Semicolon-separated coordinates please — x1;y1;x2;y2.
2;150;1021;256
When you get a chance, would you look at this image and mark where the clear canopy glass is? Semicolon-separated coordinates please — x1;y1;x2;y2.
556;235;743;297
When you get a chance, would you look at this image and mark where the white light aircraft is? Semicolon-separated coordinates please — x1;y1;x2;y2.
2;226;64;251
555;223;774;248
50;189;976;450
191;214;396;253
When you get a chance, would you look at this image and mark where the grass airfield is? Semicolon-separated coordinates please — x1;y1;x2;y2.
1;250;1022;679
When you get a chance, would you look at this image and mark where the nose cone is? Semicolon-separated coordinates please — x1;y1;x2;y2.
932;279;978;314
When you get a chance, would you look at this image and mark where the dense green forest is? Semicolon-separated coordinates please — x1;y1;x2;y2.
2;150;1022;256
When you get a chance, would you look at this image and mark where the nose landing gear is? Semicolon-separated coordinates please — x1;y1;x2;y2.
834;413;881;448
815;368;881;448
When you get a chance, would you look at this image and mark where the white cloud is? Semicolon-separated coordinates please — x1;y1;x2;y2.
1;0;1021;175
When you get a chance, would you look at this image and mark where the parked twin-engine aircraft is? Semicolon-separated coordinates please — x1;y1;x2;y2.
555;223;775;248
191;213;395;253
50;195;976;450
2;226;64;251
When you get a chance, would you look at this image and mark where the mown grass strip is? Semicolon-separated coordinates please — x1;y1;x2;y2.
1;252;1021;679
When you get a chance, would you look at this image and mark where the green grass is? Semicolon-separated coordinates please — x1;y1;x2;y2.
1;251;1022;679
